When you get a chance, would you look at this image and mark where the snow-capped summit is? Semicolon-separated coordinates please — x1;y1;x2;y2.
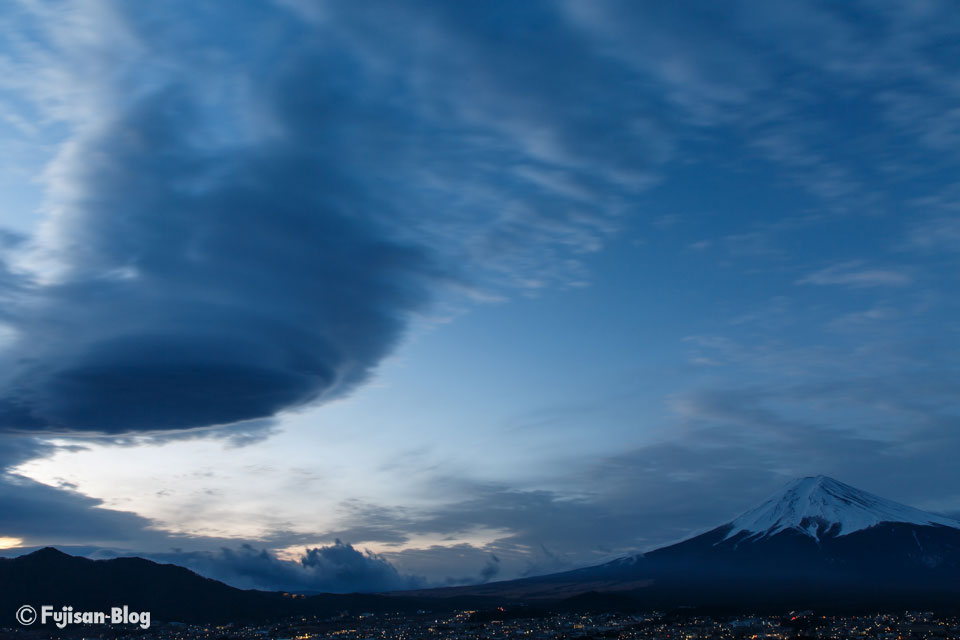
724;475;960;542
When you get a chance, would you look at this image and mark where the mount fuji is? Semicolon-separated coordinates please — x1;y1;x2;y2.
419;476;960;611
723;475;960;542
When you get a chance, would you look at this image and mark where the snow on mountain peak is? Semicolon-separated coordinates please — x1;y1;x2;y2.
724;475;960;542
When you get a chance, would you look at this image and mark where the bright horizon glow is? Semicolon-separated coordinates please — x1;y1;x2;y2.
0;537;23;550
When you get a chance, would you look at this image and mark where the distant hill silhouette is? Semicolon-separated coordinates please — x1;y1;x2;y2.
0;547;476;625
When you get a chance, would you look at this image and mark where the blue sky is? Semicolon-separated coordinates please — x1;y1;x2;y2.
0;0;959;591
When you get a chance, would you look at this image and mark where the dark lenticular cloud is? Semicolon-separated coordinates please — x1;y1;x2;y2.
0;82;434;433
0;0;705;436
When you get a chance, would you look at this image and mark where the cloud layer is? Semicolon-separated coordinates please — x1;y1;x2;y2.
0;85;436;433
144;542;425;593
0;0;665;435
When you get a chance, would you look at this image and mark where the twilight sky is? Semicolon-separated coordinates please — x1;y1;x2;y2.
1;0;959;592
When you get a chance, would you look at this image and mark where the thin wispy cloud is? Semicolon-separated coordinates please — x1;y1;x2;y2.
797;261;912;288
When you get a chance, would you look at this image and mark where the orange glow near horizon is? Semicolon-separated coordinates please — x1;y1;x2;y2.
0;537;23;549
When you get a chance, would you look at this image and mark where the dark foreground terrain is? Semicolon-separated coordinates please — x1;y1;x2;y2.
0;548;489;625
3;608;959;639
